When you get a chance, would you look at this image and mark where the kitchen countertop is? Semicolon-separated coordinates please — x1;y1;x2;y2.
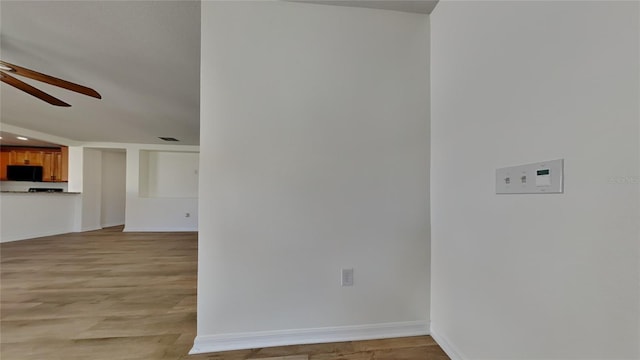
0;191;81;194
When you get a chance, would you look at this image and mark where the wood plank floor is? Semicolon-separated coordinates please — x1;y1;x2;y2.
1;227;449;360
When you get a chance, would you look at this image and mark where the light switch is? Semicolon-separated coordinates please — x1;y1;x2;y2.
496;159;563;194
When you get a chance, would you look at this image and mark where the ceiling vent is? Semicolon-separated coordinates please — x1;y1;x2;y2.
159;137;179;142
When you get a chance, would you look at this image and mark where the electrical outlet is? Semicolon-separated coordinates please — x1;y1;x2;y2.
341;268;354;287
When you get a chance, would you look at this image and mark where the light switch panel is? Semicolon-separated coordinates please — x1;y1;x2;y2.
496;159;563;194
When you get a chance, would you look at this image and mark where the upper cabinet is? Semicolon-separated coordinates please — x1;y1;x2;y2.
9;149;45;166
60;146;69;182
0;146;69;182
0;151;9;180
42;151;64;182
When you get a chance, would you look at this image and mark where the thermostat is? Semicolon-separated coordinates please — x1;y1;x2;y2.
536;169;551;186
496;159;564;194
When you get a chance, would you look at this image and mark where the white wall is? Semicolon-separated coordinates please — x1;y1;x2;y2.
65;144;197;233
196;1;430;353
430;2;639;359
0;193;80;242
101;150;126;227
67;146;83;193
141;151;198;198
124;145;199;232
0;132;198;238
81;148;102;231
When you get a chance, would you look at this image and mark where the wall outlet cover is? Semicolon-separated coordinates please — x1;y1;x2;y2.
341;268;354;287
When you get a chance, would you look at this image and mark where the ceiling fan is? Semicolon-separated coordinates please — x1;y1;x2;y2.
0;60;101;107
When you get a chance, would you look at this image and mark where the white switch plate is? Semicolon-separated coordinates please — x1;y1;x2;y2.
496;159;564;194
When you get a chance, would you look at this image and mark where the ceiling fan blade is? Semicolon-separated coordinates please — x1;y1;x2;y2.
0;60;101;99
1;71;71;107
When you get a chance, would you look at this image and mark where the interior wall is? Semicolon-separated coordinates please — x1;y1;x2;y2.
67;146;83;193
0;193;80;242
0;137;198;238
101;150;126;227
124;144;199;232
143;151;199;198
196;1;430;352
81;148;102;232
430;2;639;359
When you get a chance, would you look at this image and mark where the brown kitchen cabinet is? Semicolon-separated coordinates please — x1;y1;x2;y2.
0;146;68;182
9;148;46;165
42;151;63;182
0;151;9;180
60;146;69;182
27;151;44;165
10;149;29;165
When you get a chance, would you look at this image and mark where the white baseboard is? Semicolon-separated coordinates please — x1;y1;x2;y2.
123;226;197;232
190;321;429;354
0;229;71;243
430;323;466;360
81;226;102;232
101;222;125;228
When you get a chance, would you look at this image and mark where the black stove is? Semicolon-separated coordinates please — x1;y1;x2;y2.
28;188;63;193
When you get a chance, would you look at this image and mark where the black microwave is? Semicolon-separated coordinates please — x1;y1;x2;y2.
7;165;43;182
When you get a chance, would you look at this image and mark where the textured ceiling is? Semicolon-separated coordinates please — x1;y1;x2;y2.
0;1;201;145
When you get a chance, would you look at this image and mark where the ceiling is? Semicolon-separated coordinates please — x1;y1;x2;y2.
0;0;201;145
0;1;436;147
290;1;438;14
0;131;60;147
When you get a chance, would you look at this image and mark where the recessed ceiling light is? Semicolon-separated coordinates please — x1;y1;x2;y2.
17;136;28;141
159;137;179;142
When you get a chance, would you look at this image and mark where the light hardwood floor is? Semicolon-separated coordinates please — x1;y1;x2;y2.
1;227;449;360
